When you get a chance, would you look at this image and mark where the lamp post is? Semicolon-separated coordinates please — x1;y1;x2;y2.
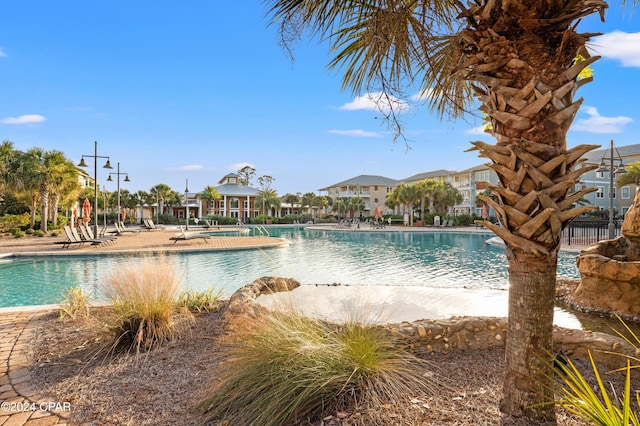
107;162;130;225
185;179;190;230
596;139;627;240
78;141;113;238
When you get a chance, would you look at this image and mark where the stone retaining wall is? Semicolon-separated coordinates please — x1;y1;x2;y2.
227;277;638;370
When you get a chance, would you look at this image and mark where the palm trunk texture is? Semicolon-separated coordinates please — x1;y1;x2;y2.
457;0;606;423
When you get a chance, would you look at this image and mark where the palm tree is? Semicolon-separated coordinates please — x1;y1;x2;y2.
395;183;419;226
414;179;441;219
150;184;174;216
264;1;637;422
48;159;80;228
617;162;640;188
332;197;346;220
300;192;316;215
347;196;365;219
0;141;18;203
433;182;463;214
281;193;300;215
256;188;281;217
201;185;221;215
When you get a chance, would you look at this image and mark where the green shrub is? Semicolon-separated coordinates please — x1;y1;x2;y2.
175;288;222;312
59;286;91;320
25;228;34;234
11;228;25;238
0;213;29;233
201;310;437;425
33;230;46;237
103;256;193;353
202;214;239;225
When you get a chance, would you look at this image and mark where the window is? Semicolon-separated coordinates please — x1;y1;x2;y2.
230;198;240;209
374;198;379;203
596;171;605;179
622;186;631;199
596;186;604;198
374;186;379;191
612;187;616;199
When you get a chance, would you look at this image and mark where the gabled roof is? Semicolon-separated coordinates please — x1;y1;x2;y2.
218;173;239;184
318;174;400;191
582;143;640;163
401;169;454;182
215;182;260;197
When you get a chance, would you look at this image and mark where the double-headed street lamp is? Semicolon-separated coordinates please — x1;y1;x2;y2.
78;141;113;237
107;162;130;225
596;139;627;240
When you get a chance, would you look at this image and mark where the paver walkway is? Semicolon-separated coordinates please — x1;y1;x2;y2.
0;310;67;426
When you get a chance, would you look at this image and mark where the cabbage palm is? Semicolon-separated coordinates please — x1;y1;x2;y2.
617;162;640;187
265;1;637;423
201;185;221;215
332;197;346;220
256;188;281;216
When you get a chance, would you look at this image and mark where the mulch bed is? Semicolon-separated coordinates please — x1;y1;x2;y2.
28;304;601;425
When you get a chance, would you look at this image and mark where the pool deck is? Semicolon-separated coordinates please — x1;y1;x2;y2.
0;223;587;425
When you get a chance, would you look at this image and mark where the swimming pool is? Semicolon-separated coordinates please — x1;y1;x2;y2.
0;227;580;308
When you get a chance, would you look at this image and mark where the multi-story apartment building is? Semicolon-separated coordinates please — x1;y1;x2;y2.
579;143;640;217
318;175;400;216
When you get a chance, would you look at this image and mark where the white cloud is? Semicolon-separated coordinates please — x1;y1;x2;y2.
0;48;6;57
228;162;255;172
465;125;488;135
572;106;632;134
1;114;46;124
167;164;203;172
589;31;640;67
411;88;434;101
328;129;383;138
339;92;409;114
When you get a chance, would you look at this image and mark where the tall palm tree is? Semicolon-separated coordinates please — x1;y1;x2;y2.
332;197;346;220
281;193;300;215
201;185;221;215
150;184;174;216
48;159;80;228
256;188;281;216
0;141;18;203
265;1;637;422
300;192;316;215
347;196;365;219
433;182;464;214
414;179;441;219
395;183;419;226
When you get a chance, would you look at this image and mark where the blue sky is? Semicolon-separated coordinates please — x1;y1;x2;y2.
2;2;639;196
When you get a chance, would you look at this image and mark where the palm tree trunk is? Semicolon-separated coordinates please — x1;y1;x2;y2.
40;182;50;232
500;248;557;422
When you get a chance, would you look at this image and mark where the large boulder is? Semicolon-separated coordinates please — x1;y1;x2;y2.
575;190;640;316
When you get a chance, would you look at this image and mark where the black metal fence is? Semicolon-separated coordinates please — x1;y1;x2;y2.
561;220;619;247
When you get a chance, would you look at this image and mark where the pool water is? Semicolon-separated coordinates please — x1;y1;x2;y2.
0;227;580;308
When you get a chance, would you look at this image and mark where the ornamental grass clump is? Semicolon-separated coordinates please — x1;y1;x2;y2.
103;256;193;353
58;285;91;320
556;319;640;425
201;310;438;426
175;288;222;313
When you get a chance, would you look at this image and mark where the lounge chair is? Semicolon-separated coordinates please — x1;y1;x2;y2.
170;226;212;244
72;226;108;246
202;219;219;230
55;226;91;249
81;224;117;244
110;222;140;235
143;218;164;230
